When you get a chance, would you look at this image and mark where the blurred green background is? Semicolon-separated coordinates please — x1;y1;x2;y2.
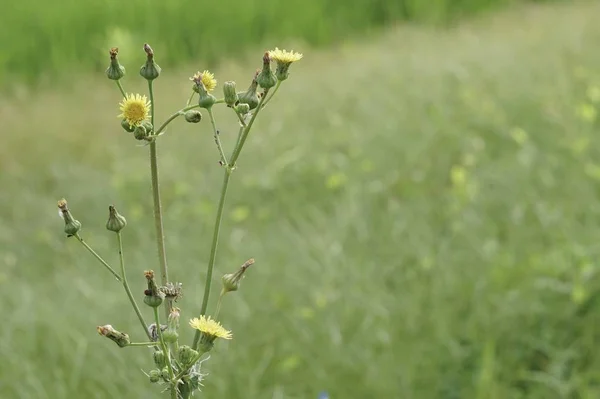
2;0;600;398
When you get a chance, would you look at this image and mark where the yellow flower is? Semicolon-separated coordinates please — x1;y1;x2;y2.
190;70;217;92
269;48;303;65
189;315;232;341
118;93;151;128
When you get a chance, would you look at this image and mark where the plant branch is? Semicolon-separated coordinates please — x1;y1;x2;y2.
74;234;122;282
229;89;269;167
153;307;177;399
207;108;228;166
116;81;127;98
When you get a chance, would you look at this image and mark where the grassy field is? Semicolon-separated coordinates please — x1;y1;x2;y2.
2;1;600;398
0;0;556;87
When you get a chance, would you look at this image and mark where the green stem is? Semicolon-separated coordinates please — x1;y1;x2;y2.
154;104;200;136
117;232;152;340
207;108;228;166
147;80;170;317
192;169;232;349
186;90;196;106
260;80;281;108
153;307;177;399
233;125;244;153
74;235;122;282
172;351;205;383
125;342;157;347
233;109;247;127
116;80;127;98
213;289;225;319
229;89;269;167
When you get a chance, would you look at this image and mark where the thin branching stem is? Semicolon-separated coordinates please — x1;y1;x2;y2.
207;108;228;166
74;234;122;282
229;89;269;167
116;80;127;98
153;307;177;399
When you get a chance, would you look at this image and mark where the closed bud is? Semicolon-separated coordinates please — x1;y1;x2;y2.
257;52;277;89
196;82;216;109
237;71;260;110
133;124;148;140
223;81;238;107
106;205;127;233
121;119;135;132
178;345;199;366
139;44;161;81
144;270;165;308
57;199;81;237
184;110;203;123
148;369;161;383
222;258;254;294
235;103;250;115
163;307;180;343
153;350;167;368
97;324;130;347
161;367;170;382
106;47;126;81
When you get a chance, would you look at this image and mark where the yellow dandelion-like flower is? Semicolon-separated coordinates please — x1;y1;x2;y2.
269;48;303;65
189;315;232;340
190;70;217;92
118;93;151;128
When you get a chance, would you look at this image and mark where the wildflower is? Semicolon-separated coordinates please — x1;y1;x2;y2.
269;48;303;81
190;70;217;93
189;315;232;342
118;93;151;128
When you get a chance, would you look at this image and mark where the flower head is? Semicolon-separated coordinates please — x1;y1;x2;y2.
189;315;232;341
269;48;303;65
118;93;151;128
190;70;217;92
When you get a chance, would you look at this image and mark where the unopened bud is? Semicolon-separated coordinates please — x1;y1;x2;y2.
133;124;148;140
235;103;250;115
148;369;161;383
163;307;180;343
160;367;170;382
139;44;161;81
97;324;130;347
106;47;126;81
178;345;199;366
184;110;203;123
57;199;81;236
153;350;167;368
237;71;260;110
106;205;127;233
222;258;254;293
121;119;135;132
194;81;216;109
223;81;238;107
257;52;277;89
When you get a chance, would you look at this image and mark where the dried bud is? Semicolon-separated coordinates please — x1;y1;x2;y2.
163;307;180;343
257;52;277;89
106;205;127;233
237;71;260;110
139;43;161;81
97;324;130;347
160;282;183;302
57;199;81;237
184;110;203;123
106;47;126;81
178;345;199;366
144;270;165;308
223;81;238;107
222;258;254;294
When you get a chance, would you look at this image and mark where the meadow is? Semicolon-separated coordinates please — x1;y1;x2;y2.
2;1;600;398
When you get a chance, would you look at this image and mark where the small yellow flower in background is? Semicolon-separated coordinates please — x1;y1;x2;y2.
189;315;232;341
269;48;303;65
190;70;217;92
118;93;151;128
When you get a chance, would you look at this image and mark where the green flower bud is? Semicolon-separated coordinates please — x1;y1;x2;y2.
178;345;199;366
153;350;166;369
106;47;126;81
222;258;254;293
139;44;161;81
237;71;260;110
162;307;180;343
196;82;216;109
121;119;135;132
144;270;165;308
257;52;277;89
106;205;127;233
97;324;130;347
148;369;161;383
223;81;238;107
160;367;170;382
141;120;154;134
162;330;178;343
57;199;81;237
184;110;203;123
235;103;250;115
133;124;148;140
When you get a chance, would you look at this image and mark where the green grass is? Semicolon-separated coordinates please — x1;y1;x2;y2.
2;1;600;398
0;0;557;87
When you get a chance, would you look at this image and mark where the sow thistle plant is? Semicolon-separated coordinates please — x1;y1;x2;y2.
57;43;302;398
